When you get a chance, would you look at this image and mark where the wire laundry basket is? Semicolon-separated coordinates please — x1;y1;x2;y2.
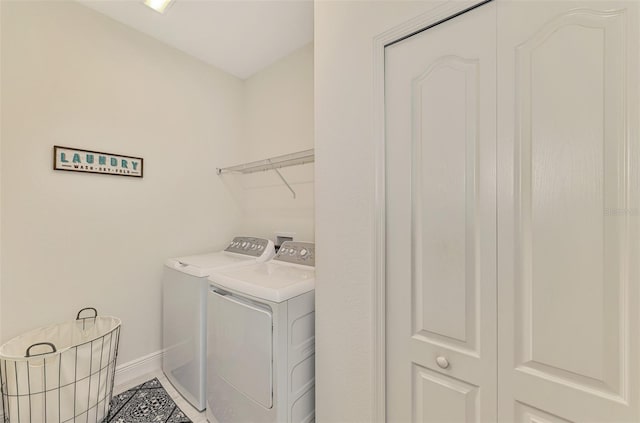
0;308;121;423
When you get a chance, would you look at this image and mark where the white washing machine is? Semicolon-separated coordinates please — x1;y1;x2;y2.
206;241;315;423
162;236;275;411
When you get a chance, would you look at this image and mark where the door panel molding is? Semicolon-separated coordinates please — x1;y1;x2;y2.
413;364;480;422
412;55;480;354
515;402;573;423
514;7;628;400
514;364;629;405
498;0;639;421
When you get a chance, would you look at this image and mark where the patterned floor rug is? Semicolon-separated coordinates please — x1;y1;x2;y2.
106;378;192;423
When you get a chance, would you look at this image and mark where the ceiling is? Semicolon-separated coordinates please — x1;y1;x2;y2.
78;0;314;80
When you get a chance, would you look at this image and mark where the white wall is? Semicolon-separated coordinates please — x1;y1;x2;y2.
0;1;245;365
233;43;314;242
314;1;439;421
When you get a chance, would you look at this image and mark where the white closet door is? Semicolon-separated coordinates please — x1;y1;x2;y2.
497;1;640;421
385;2;497;421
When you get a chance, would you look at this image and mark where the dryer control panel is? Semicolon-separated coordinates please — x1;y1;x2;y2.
274;241;315;266
225;237;273;258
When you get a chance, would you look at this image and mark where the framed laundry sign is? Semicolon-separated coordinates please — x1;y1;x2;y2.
53;146;144;178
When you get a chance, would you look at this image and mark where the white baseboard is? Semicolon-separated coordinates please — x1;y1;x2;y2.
114;349;164;388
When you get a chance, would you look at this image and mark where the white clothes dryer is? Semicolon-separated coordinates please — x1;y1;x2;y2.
206;241;315;423
162;237;275;411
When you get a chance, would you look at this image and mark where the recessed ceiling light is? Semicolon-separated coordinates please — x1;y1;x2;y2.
143;0;173;14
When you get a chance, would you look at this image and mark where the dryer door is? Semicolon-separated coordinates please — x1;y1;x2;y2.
209;290;273;409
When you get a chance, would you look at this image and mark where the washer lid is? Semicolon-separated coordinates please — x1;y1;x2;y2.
165;237;275;277
166;252;254;277
209;261;315;303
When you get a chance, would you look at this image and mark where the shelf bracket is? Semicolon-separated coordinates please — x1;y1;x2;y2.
271;161;296;199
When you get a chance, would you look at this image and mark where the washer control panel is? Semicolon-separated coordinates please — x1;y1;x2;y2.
275;241;315;266
225;237;271;258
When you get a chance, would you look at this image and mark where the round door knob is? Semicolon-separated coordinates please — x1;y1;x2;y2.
436;356;450;369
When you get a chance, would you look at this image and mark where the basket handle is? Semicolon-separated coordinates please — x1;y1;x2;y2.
76;307;98;320
25;342;57;358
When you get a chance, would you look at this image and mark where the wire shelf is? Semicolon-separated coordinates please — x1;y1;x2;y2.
216;149;314;175
216;149;314;198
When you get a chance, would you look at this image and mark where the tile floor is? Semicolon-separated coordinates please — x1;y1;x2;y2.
113;370;207;423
